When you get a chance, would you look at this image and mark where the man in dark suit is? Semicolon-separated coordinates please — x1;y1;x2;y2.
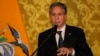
37;2;93;56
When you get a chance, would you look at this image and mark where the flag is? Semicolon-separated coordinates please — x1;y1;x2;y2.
0;0;32;56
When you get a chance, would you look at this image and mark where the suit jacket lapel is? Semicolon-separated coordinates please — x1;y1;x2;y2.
49;30;57;49
63;25;73;47
52;34;57;48
49;32;57;55
64;25;71;41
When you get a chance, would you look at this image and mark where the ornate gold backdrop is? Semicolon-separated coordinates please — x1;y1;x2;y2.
18;0;100;56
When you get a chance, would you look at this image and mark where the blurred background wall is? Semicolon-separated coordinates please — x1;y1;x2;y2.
0;0;100;56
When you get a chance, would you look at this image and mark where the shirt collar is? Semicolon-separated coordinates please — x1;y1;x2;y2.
57;24;66;32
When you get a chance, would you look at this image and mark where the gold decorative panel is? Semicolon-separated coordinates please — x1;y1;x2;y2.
18;0;100;56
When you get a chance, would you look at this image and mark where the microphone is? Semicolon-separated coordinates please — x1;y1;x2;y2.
31;25;58;56
53;25;57;34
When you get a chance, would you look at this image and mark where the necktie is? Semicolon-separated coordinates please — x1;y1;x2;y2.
57;31;63;48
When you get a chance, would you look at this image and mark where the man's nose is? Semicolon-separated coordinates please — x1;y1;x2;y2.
54;15;59;24
55;15;59;20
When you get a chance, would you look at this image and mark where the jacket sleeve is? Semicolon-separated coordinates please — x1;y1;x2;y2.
75;29;93;56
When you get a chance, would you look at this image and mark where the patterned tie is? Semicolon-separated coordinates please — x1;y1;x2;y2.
57;31;63;48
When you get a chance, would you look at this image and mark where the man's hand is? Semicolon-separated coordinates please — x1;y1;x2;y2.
57;47;73;56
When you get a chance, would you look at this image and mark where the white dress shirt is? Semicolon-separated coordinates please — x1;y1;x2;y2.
55;24;75;56
55;25;66;47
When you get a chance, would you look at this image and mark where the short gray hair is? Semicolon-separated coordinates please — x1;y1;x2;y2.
49;2;67;15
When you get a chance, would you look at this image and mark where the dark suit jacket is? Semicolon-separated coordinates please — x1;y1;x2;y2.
37;25;93;56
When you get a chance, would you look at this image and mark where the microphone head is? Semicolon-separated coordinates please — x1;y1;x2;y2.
53;25;57;33
54;25;57;29
54;22;58;28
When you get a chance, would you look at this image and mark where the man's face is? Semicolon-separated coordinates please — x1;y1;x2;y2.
50;6;66;28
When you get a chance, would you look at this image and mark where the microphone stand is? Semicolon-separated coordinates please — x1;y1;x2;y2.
31;25;57;56
31;32;53;56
